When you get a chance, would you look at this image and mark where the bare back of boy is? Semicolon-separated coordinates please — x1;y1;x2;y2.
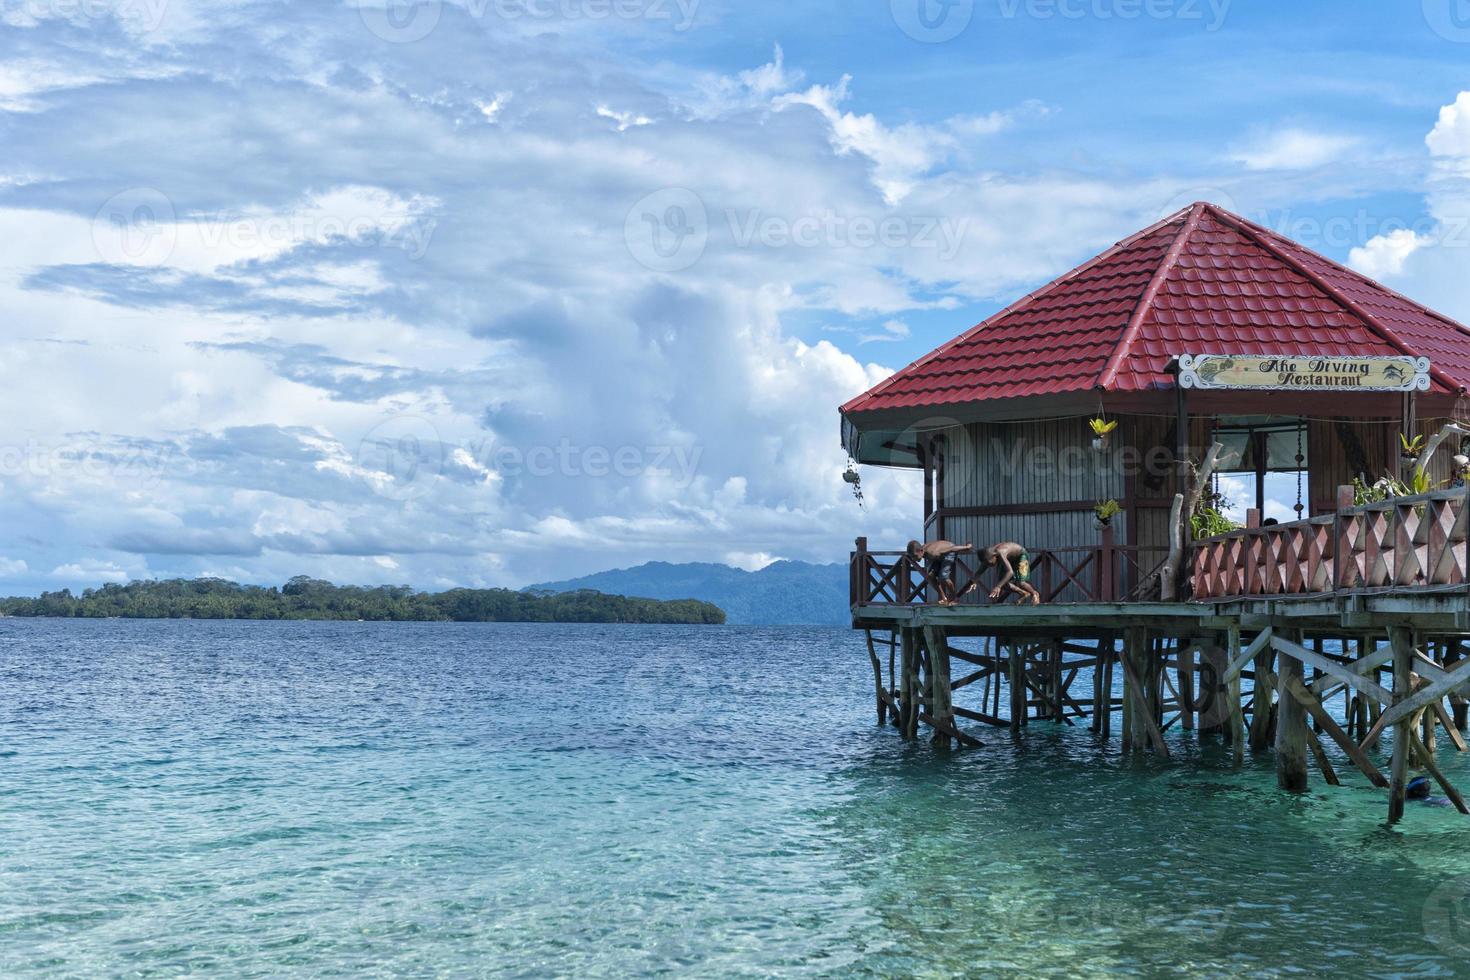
983;541;1042;605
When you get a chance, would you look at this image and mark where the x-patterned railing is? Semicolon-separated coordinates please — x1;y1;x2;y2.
1192;484;1470;601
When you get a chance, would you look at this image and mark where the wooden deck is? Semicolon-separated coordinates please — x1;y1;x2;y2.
848;491;1470;825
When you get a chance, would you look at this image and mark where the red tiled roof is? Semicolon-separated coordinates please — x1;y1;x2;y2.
842;202;1470;418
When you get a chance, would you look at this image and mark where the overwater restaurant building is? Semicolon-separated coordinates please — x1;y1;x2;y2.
841;202;1470;582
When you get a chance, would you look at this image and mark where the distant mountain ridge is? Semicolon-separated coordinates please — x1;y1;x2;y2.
529;560;849;625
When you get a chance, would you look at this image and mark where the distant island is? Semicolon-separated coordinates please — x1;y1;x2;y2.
0;577;725;625
532;560;848;625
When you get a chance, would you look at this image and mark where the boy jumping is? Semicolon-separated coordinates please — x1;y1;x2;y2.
980;542;1042;605
905;539;975;605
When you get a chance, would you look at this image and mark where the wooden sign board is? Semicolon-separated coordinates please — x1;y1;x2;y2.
1177;354;1431;392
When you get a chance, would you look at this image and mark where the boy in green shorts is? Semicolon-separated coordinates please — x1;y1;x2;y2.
981;542;1041;605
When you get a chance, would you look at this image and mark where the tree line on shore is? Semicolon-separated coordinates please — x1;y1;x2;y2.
0;576;726;625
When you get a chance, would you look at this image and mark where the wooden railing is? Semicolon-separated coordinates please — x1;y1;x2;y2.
1192;484;1470;601
851;531;1170;608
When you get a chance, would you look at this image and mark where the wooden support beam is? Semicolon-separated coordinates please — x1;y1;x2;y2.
1285;675;1388;787
1249;643;1276;753
1375;655;1470;731
1007;640;1025;732
917;712;983;748
900;628;919;741
1225;628;1273;683
865;630;888;727
1305;725;1341;786
923;627;956;748
1433;701;1469;753
1276;634;1310;793
953;705;1009;728
1121;627;1170;757
1229;627;1245;766
1269;634;1394;707
1389;627;1414;825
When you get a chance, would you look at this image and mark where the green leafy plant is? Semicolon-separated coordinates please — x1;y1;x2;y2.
1089;418;1119;438
1400;432;1427;458
1354;471;1437;504
1094;499;1121;525
1191;507;1241;538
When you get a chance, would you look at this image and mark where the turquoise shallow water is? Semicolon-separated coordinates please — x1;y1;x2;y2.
4;619;1470;977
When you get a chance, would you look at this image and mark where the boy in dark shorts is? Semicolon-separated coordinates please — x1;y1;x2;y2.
905;539;975;605
980;542;1041;605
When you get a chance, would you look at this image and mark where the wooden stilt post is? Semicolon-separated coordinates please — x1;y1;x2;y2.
1451;642;1469;732
1276;631;1309;792
1090;639;1104;734
1249;640;1275;752
1389;626;1414;825
900;628;919;741
1198;638;1227;738
1229;626;1245;766
1051;640;1064;723
1179;640;1196;731
1423;638;1439;758
1007;639;1024;733
865;630;887;727
924;627;955;749
1122;627;1168;755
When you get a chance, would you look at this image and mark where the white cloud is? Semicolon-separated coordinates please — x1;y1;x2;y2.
737;44;801;99
775;76;955;204
1349;228;1430;280
1325;91;1470;326
0;8;1272;593
726;551;780;571
1231;128;1360;171
0;558;28;577
477;92;512;122
1428;92;1470;159
53;561;130;584
859;319;910;344
596;105;653;132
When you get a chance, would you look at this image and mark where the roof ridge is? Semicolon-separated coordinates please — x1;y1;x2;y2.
1207;205;1466;394
1095;201;1205;390
840;206;1196;415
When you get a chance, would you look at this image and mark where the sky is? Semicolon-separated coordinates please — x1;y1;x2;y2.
3;0;1470;593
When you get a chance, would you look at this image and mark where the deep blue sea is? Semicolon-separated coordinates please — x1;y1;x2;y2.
5;619;1470;977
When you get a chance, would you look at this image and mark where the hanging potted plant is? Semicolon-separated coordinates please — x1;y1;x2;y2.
1094;499;1121;530
1400;432;1427;467
842;460;864;509
1089;418;1119;452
